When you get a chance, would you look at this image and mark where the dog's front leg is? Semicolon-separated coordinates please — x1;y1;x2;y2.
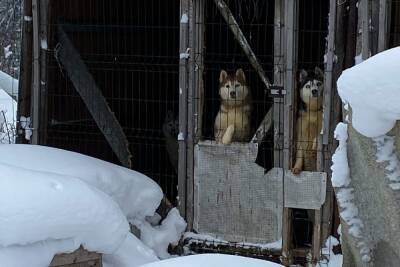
222;124;235;144
292;148;303;175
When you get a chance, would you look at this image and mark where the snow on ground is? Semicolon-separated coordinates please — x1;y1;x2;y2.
183;232;282;250
140;254;283;267
0;144;163;222
318;236;343;267
330;123;371;263
0;162;159;267
337;47;400;138
0;88;17;144
374;135;400;190
136;208;187;259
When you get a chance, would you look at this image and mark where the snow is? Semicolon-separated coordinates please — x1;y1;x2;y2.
0;70;18;99
0;144;163;222
374;135;400;190
136;208;187;259
331;123;350;187
337;47;400;138
179;48;190;59
180;14;188;23
19;115;32;141
4;44;12;58
183;232;282;250
318;236;343;267
0;88;17;143
40;39;48;50
140;254;283;267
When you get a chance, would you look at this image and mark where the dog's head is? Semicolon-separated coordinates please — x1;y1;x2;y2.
162;110;179;137
219;69;249;104
298;67;324;108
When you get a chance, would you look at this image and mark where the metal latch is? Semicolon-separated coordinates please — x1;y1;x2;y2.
269;85;286;97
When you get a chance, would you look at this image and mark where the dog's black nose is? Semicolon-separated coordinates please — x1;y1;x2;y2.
311;89;318;96
230;91;236;98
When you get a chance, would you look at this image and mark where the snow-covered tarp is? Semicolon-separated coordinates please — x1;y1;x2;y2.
140;254;284;267
0;70;18;100
337;47;400;138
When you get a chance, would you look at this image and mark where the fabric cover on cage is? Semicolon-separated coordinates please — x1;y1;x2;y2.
194;141;283;244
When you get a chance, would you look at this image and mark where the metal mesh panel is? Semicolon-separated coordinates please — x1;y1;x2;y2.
194;141;283;244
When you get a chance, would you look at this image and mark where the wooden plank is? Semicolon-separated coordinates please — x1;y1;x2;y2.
273;0;284;168
361;0;370;60
178;0;190;223
50;247;102;266
39;0;49;144
213;0;271;90
31;0;40;145
312;209;322;265
17;0;33;144
251;107;273;146
281;207;292;265
56;26;132;168
378;0;389;52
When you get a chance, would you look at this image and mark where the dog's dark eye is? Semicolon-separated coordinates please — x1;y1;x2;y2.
316;82;322;86
235;84;240;88
226;85;230;88
305;85;310;89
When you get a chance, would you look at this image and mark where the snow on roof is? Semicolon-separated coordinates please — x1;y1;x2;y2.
337;47;400;137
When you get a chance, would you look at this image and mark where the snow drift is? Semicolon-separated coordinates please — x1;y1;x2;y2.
337;47;400;137
0;144;163;221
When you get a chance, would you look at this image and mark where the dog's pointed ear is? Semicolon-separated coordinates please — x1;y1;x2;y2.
299;69;308;83
165;110;173;122
314;66;324;79
236;68;246;83
219;70;228;84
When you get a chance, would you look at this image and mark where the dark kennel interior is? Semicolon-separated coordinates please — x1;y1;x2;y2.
390;0;400;47
44;0;180;202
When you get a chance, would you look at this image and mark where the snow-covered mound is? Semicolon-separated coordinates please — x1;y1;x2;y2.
0;144;163;221
337;47;400;137
139;254;283;267
0;162;159;267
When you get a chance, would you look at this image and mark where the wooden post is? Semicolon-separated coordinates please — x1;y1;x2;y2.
378;0;389;52
17;0;33;144
213;0;271;90
39;0;49;144
361;0;370;60
31;0;41;145
56;26;132;168
273;0;285;168
282;0;297;265
178;0;190;223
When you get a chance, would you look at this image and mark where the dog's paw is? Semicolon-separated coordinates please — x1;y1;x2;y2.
291;167;301;175
222;125;235;145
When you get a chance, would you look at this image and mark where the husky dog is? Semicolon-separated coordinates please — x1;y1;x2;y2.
292;67;324;175
162;111;179;174
214;69;252;145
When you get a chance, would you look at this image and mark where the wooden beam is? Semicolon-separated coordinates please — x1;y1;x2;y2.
251;107;273;146
213;0;271;90
178;0;190;223
31;0;40;144
50;247;102;266
378;0;389;52
39;0;49;144
361;0;370;60
56;25;132;168
273;0;284;168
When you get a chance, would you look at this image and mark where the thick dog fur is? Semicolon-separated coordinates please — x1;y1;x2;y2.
214;69;252;144
292;67;324;175
162;111;179;174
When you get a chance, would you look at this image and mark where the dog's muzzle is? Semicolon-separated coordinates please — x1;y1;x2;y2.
230;91;236;98
311;89;318;97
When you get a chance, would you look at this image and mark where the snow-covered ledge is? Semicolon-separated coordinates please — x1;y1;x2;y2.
335;47;400;266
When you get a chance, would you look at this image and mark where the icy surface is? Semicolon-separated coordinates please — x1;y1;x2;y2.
331;123;350;187
0;144;163;222
136;208;187;259
337;47;400;137
140;254;283;267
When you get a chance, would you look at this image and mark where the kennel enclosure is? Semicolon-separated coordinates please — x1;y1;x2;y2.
18;0;400;265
